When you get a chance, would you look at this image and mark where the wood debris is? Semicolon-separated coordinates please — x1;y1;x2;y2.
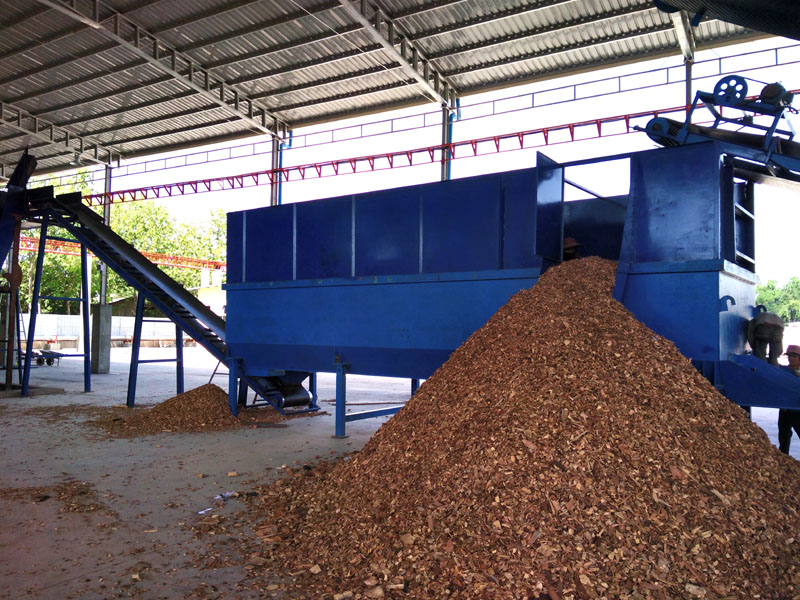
88;383;319;437
0;480;114;515
237;257;800;598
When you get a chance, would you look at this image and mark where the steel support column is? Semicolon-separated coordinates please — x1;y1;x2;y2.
334;361;348;439
228;358;239;417
270;135;280;206
21;213;49;396
80;243;91;392
126;293;145;407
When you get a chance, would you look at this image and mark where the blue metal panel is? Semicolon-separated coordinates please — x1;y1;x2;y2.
535;153;564;264
244;204;294;282
501;169;538;269
564;196;627;260
621;143;722;263
226;267;541;378
296;197;352;279
617;263;723;361
355;187;420;276
421;175;504;273
614;259;756;362
226;212;243;284
719;356;800;410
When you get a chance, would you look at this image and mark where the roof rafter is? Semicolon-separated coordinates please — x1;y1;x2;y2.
0;100;120;169
33;0;284;138
336;0;457;109
670;10;697;61
424;4;656;61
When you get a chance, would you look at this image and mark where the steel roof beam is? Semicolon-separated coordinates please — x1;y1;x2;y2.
406;0;577;40
443;22;676;78
33;0;284;138
336;0;457;109
219;3;652;95
178;1;342;52
0;0;169;63
0;101;119;167
232;6;658;100
670;10;696;62
10;0;431;119
18;6;671;132
423;5;656;61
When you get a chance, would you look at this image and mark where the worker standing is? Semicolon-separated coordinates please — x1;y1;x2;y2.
747;310;784;365
562;237;582;261
778;344;800;454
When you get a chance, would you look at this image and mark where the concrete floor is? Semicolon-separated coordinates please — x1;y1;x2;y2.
0;346;405;600
0;346;797;599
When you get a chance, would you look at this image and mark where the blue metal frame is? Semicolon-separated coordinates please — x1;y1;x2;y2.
126;293;186;407
21;214;91;396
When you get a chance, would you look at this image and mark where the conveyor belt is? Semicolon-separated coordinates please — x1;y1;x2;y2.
47;195;228;363
43;195;312;412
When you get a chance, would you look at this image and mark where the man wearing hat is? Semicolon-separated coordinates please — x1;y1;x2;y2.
562;237;582;261
778;344;800;454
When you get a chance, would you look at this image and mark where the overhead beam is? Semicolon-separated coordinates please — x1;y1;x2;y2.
670;9;696;62
0;101;120;167
33;0;284;138
336;0;457;109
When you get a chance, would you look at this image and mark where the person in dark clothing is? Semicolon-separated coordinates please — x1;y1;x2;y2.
747;310;784;365
778;344;800;454
562;237;582;261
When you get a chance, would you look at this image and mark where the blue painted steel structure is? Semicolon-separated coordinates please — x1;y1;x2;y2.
126;293;185;407
22;212;92;395
226;165;564;434
226;83;800;433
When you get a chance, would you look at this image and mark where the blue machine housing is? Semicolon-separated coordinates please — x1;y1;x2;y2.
226;162;565;433
226;139;800;434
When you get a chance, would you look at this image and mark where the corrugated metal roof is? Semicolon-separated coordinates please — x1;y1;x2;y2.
0;0;786;176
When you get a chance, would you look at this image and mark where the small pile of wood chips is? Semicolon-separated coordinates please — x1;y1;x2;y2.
246;257;800;599
0;480;112;515
92;383;293;437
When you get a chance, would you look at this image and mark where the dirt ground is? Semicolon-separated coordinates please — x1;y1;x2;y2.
0;346;406;600
0;345;796;599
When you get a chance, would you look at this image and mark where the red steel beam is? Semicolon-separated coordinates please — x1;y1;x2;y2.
19;235;226;272
81;91;800;206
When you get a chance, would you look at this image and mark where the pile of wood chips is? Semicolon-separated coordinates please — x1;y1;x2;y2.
0;480;111;515
246;257;800;599
93;383;290;436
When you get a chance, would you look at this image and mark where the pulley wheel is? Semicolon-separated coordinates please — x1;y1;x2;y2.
713;76;747;105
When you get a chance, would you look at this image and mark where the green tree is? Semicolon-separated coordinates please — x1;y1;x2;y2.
18;171;227;314
756;277;800;323
20;169;94;314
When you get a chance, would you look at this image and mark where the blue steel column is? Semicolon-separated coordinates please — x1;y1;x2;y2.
309;373;317;407
80;244;91;392
440;106;451;182
228;358;239;416
126;293;145;407
22;213;50;396
175;324;184;395
270;136;280;206
15;295;23;386
411;378;419;395
334;361;348;438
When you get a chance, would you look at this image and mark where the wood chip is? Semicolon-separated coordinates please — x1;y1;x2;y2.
213;258;800;598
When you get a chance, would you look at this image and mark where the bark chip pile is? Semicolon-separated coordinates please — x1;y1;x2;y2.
92;383;295;436
249;256;800;599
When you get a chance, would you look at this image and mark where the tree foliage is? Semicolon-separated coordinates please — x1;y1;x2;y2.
756;278;800;323
18;170;227;314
